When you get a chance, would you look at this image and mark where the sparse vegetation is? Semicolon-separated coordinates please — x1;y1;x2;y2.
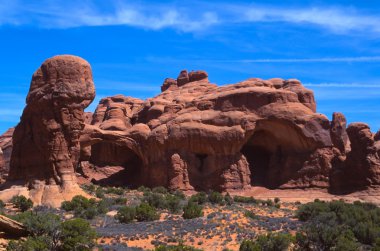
8;211;97;251
240;233;294;251
135;202;160;222
182;202;203;219
61;195;107;219
11;195;33;212
189;192;208;205
115;206;136;223
295;200;380;249
208;191;224;205
155;243;203;251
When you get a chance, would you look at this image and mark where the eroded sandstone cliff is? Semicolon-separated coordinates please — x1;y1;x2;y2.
1;55;379;206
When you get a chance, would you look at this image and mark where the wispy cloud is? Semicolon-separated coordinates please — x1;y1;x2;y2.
1;1;380;35
147;56;380;64
305;83;380;88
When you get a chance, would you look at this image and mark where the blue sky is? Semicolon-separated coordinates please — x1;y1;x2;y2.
1;0;380;134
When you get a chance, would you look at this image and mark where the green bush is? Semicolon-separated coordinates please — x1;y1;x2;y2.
152;186;168;194
137;186;151;193
182;202;203;219
296;212;359;251
135;203;160;222
104;187;124;195
115;206;136;223
208;191;224;204
240;233;294;251
95;187;105;198
244;210;256;219
224;193;234;206
60;218;97;251
81;184;96;193
11;195;33;212
144;192;167;209
143;192;183;213
165;194;182;213
189;192;208;205
155;243;202;251
274;197;280;204
8;211;97;251
233;196;257;204
61;195;109;219
239;240;258;251
296;200;380;248
171;190;186;199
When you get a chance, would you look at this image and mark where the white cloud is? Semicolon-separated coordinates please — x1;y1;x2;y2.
148;56;380;64
305;83;380;88
0;0;380;35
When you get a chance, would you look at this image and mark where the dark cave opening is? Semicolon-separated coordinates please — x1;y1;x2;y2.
241;144;273;187
241;120;314;189
89;142;143;187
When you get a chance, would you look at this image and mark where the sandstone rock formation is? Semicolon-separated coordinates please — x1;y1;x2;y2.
0;128;14;181
0;215;28;237
2;55;380;207
82;75;335;191
1;55;95;207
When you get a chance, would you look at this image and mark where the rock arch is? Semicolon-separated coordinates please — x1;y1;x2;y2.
241;119;315;188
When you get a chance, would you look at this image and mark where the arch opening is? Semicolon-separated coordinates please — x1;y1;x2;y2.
241;120;314;189
88;142;143;187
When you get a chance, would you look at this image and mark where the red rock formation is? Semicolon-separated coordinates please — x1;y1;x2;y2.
3;55;380;206
82;72;333;191
330;123;380;193
2;55;95;206
0;128;14;180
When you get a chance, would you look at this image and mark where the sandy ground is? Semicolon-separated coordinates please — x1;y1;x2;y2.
228;186;380;205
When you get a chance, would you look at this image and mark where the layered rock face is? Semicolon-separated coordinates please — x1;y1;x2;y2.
3;56;380;206
0;128;14;181
3;55;95;206
83;71;335;191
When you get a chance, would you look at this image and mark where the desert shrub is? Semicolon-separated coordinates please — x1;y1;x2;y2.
244;210;256;219
155;243;202;251
137;186;151;193
135;203;160;222
143;192;183;213
165;194;182;213
296;200;380;248
104;186;124;195
239;240;257;251
0;199;5;213
61;195;108;219
296;212;359;251
224;193;234;206
263;199;274;207
11;195;33;212
152;186;168;194
60;218;97;251
115;206;136;224
8;212;97;251
240;233;293;251
171;190;186;199
189;192;208;205
274;197;280;204
81;184;96;193
95;187;105;198
183;202;203;219
7;236;50;251
144;192;167;209
208;191;224;205
233;196;257;204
